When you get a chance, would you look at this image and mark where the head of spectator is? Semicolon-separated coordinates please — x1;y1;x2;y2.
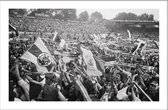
45;73;57;85
149;76;159;95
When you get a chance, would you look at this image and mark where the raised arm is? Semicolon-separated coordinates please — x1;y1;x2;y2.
57;90;67;101
14;61;22;81
115;65;132;77
26;75;44;87
14;61;30;101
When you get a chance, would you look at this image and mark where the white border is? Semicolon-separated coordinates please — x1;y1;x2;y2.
0;1;167;110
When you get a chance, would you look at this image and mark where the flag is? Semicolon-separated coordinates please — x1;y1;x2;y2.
20;37;56;72
131;87;141;101
153;40;159;49
59;39;66;48
53;31;61;43
52;31;65;49
100;56;115;62
93;34;101;45
132;39;146;55
52;31;58;42
116;86;129;100
80;45;103;76
100;34;107;38
94;56;105;74
127;29;131;39
62;56;74;63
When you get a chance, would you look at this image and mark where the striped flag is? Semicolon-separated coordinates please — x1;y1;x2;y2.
79;45;103;76
94;56;105;74
20;37;56;72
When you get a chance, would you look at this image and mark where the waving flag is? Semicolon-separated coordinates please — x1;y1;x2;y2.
100;56;115;62
52;31;58;42
132;39;146;55
117;86;129;100
127;29;132;39
20;37;56;72
80;45;103;76
94;56;105;74
153;40;159;49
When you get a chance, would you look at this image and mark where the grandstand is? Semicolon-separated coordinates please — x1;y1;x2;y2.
9;16;159;40
110;20;159;25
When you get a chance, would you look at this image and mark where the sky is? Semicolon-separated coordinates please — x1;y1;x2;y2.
76;9;159;21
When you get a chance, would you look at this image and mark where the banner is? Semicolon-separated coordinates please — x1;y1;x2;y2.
20;37;56;72
105;61;155;70
80;46;103;76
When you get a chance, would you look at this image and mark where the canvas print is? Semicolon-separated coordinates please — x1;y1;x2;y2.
9;9;159;101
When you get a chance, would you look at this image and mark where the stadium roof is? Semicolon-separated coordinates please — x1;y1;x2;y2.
110;20;159;25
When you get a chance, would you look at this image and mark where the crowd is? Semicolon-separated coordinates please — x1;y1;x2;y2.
113;27;159;41
9;16;107;41
9;16;159;101
9;16;159;43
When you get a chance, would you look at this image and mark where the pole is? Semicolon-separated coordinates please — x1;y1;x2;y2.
133;81;153;101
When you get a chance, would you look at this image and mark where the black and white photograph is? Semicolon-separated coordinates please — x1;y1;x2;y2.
8;8;160;102
0;1;167;110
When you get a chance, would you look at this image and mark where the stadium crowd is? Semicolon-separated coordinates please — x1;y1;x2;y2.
9;16;107;40
9;16;159;101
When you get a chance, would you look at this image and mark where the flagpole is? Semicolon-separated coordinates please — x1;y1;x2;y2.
72;62;90;80
133;81;153;101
